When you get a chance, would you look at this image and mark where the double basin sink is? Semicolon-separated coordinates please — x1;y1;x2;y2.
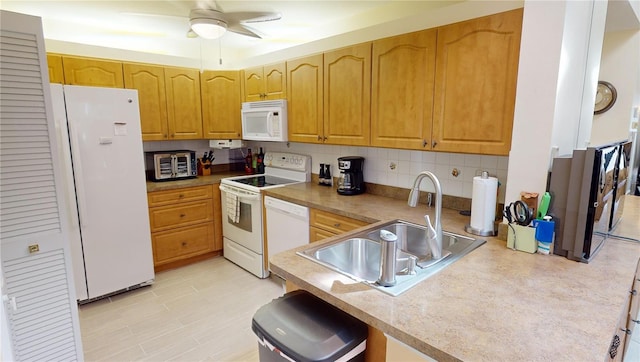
297;219;486;296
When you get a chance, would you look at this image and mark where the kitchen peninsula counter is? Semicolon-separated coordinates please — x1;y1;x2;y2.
265;183;640;361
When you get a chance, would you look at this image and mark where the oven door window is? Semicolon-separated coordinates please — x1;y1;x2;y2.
229;201;252;232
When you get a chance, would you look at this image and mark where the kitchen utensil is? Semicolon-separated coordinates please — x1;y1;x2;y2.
537;192;551;219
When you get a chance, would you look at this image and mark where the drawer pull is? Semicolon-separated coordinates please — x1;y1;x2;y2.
179;194;184;198
182;242;187;247
334;223;341;228
180;213;186;218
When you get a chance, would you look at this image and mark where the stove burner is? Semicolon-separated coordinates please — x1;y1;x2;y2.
229;175;298;188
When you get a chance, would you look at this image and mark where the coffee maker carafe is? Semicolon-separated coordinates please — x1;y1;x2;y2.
337;156;365;195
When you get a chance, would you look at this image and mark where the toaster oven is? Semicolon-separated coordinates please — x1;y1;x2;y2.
145;150;197;182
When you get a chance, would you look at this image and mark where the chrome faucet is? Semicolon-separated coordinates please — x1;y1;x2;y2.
408;171;443;260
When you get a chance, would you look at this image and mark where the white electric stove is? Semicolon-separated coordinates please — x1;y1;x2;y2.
219;152;311;278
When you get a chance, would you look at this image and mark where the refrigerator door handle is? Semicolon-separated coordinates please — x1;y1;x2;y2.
67;119;88;228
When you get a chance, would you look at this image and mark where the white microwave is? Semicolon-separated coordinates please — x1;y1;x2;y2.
241;99;288;142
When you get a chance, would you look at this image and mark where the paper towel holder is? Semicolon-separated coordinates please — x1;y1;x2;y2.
464;170;497;236
464;224;497;236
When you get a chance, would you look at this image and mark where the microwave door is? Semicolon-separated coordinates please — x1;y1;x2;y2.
245;111;270;136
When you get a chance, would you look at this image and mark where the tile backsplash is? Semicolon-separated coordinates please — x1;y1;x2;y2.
244;142;508;203
143;140;508;203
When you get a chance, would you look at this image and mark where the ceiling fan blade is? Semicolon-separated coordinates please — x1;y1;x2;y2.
227;24;262;39
225;11;282;24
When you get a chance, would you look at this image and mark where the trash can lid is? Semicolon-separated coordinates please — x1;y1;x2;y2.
252;290;368;362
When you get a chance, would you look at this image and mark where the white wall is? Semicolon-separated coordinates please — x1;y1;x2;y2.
505;0;608;206
591;29;640;146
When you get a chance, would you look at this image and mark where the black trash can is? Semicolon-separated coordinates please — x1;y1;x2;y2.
251;290;368;362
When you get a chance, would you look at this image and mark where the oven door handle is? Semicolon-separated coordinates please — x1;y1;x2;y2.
220;184;262;201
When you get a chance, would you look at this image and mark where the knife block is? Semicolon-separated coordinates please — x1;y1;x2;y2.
197;159;211;176
506;224;537;253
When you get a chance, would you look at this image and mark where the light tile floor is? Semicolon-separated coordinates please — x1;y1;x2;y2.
78;257;285;361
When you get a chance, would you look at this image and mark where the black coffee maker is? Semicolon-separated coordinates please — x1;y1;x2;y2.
337;156;365;195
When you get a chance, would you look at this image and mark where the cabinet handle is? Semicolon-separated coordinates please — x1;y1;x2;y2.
317;135;322;141
324;136;327;141
171;133;175;138
432;140;438;148
334;223;341;228
181;242;187;247
180;213;186;218
422;140;427;147
164;134;168;139
178;194;184;198
632;319;640;324
620;328;632;335
631;289;638;296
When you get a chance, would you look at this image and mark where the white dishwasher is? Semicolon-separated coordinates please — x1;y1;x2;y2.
265;196;309;270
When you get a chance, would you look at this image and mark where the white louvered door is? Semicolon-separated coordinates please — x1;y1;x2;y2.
0;10;83;361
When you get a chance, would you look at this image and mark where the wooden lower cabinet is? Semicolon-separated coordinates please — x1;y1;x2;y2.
309;208;369;242
147;184;222;271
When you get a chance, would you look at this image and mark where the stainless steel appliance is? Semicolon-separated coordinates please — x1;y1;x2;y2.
548;142;623;262
145;150;197;182
241;100;288;142
220;152;310;278
337;156;365;195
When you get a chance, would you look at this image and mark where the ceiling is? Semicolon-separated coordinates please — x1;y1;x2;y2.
1;1;637;68
0;0;463;66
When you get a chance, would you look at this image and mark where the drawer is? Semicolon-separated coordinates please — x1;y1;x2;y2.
310;208;369;234
309;226;336;243
149;199;213;232
152;223;214;265
147;185;213;207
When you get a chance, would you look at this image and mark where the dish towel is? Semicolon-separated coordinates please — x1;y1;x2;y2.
226;193;240;223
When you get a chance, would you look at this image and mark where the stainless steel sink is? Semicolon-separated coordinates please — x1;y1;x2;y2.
297;219;486;296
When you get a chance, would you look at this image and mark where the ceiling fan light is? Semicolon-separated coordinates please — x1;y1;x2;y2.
190;18;227;39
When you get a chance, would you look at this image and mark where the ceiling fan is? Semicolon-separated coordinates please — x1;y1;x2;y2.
187;4;281;40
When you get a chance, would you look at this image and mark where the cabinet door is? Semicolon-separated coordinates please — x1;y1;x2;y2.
62;56;124;87
264;63;286;100
123;63;168;141
432;9;523;155
243;66;264;102
287;54;324;143
164;67;203;139
201;70;242;139
46;54;65;83
371;29;436;150
152;223;215;265
324;43;371;146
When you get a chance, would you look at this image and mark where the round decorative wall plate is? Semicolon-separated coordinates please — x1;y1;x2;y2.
594;81;617;114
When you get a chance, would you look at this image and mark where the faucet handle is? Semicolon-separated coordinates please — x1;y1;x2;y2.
424;215;437;240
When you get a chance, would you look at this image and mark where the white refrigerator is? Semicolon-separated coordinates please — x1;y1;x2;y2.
50;84;154;302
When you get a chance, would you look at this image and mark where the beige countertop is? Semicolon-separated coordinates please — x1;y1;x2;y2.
145;171;242;192
266;183;640;361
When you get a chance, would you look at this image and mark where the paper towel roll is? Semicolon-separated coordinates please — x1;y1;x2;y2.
470;176;498;232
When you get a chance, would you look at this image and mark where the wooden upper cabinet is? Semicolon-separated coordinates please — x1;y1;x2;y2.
61;56;124;88
371;29;437;150
164;67;203;139
123;63;169;141
243;66;264;102
243;63;286;101
287;54;324;143
323;43;372;146
46;54;64;83
201;70;242;139
432;9;523;155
